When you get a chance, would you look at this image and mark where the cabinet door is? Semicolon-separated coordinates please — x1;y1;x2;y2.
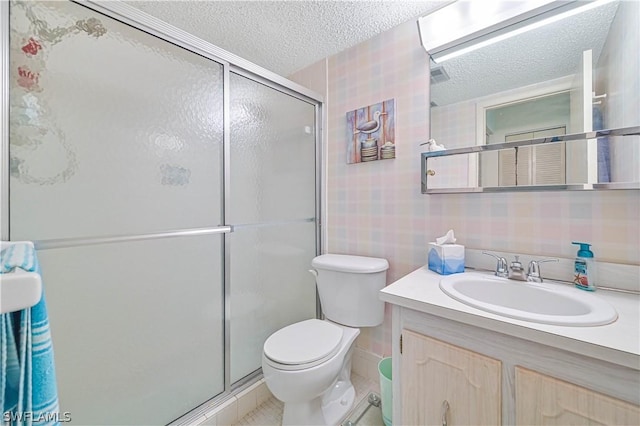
401;329;501;425
516;366;640;425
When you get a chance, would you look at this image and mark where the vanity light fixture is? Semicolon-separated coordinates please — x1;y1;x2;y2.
422;0;616;64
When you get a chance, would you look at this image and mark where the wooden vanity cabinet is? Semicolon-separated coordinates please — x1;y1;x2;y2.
401;329;501;425
515;367;640;425
394;308;640;426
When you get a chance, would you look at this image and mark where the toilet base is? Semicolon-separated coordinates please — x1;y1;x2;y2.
322;379;355;426
281;379;355;426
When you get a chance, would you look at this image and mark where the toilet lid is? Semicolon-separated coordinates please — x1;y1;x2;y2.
264;319;344;367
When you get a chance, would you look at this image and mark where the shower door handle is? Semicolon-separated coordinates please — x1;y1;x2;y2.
217;226;233;233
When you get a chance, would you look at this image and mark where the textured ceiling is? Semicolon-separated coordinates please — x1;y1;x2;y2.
123;0;445;76
430;1;620;106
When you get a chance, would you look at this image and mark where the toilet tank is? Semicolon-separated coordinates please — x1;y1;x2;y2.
311;254;389;327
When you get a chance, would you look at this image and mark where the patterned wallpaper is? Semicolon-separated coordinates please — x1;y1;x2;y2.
291;17;640;358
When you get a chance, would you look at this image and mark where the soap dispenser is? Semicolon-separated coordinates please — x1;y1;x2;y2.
572;242;596;291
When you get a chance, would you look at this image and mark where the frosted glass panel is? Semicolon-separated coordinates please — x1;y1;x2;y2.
38;235;224;425
230;222;317;382
229;73;316;224
9;0;223;240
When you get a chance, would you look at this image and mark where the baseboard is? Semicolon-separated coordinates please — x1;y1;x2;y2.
352;347;383;384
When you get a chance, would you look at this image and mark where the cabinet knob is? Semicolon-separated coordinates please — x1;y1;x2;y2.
441;400;450;426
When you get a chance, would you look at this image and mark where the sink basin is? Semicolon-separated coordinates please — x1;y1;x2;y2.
439;273;617;326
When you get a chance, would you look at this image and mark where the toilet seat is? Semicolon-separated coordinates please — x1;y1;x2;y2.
264;319;344;371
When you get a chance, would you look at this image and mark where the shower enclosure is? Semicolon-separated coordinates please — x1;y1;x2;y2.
1;1;321;424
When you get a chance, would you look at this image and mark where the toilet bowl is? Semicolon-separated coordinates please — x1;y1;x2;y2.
261;254;389;426
262;319;359;425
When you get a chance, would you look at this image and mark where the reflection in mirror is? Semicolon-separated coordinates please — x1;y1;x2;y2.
427;0;640;191
483;93;570;187
425;153;478;191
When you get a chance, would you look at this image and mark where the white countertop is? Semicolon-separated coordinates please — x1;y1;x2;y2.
380;266;640;370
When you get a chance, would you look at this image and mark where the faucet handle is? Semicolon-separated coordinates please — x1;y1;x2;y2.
483;252;508;278
527;258;559;283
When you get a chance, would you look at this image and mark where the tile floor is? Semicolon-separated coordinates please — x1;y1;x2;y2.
233;373;381;426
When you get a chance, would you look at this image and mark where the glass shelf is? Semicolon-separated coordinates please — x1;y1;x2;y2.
421;126;640;194
421;126;640;158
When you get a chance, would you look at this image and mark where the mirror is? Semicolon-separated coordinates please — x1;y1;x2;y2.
425;0;640;192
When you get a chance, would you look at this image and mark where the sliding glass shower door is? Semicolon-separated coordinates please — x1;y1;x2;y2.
0;1;319;425
8;1;225;424
228;73;318;382
6;1;320;424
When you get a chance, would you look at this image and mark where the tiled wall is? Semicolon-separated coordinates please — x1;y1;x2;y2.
291;18;640;358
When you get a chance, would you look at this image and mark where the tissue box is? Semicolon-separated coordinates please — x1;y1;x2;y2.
428;243;465;275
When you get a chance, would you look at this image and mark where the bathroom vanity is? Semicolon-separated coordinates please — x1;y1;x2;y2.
380;267;640;425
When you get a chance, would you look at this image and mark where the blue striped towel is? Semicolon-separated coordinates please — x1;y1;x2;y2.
1;244;36;273
1;243;59;426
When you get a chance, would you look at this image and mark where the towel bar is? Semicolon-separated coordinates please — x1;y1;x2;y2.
0;241;43;314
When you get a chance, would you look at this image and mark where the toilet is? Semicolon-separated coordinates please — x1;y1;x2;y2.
262;254;389;426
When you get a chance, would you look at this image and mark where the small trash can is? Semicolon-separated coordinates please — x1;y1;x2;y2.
378;357;392;426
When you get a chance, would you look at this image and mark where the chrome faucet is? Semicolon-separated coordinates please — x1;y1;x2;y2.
526;258;559;283
484;252;559;282
483;252;508;278
508;256;527;281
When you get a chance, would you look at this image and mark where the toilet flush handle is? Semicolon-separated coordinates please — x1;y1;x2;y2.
308;269;318;281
